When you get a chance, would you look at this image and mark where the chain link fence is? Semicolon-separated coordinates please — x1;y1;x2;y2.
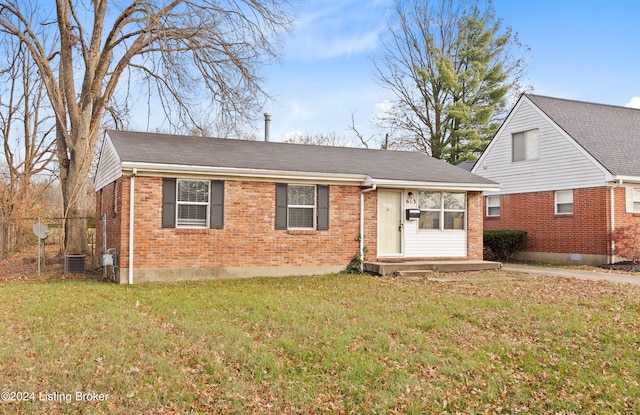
0;217;97;269
0;220;16;260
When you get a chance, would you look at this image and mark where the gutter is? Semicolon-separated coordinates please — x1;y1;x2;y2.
119;162;500;192
360;181;377;272
366;178;500;193
120;162;365;185
128;168;137;284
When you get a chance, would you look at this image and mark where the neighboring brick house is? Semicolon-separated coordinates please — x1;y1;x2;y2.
472;94;640;265
94;130;498;283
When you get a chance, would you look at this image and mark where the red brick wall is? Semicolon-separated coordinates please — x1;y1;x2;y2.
611;186;640;259
363;190;378;261
467;192;484;260
97;177;486;273
96;178;124;263
484;187;611;255
112;177;364;270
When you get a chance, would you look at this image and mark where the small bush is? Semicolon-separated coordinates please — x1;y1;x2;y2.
483;230;527;261
612;224;640;263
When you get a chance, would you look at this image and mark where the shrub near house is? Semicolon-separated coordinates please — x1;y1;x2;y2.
483;230;527;261
612;224;640;264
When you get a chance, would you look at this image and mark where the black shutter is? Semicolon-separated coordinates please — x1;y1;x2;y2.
162;178;176;228
275;183;288;230
210;180;224;229
317;185;329;230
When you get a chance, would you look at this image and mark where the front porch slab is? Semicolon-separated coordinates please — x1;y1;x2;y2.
364;260;502;276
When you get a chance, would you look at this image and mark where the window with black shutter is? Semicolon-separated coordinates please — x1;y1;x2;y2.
162;178;225;229
275;184;329;230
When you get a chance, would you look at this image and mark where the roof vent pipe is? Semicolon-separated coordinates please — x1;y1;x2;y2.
264;113;271;142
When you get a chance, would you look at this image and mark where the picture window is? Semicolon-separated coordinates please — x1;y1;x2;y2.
418;191;466;230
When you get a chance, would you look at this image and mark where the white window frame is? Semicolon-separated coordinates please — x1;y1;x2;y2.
287;184;316;230
633;188;640;213
486;195;500;217
176;179;210;228
418;191;466;231
555;189;574;215
512;129;539;162
418;191;441;230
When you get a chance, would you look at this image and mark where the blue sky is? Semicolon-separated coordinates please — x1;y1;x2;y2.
258;0;640;145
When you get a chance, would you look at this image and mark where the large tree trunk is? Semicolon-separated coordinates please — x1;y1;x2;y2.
62;154;89;255
58;122;95;255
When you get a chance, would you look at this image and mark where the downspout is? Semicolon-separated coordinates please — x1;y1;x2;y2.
128;168;137;284
360;182;377;272
610;178;623;264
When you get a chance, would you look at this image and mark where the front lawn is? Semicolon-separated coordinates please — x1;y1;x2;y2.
1;273;639;414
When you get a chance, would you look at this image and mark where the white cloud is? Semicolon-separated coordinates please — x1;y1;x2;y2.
288;101;312;118
285;0;391;60
625;96;640;109
318;30;381;59
373;99;393;122
375;99;392;114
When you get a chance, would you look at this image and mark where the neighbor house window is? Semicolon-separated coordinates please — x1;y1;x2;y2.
418;191;466;230
626;187;640;213
287;184;316;229
486;195;500;217
512;129;539;162
177;179;210;227
555;190;573;215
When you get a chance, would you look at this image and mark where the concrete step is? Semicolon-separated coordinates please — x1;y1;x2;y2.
396;270;437;279
364;260;501;276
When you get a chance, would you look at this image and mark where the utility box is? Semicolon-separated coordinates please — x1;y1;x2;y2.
102;253;114;267
406;209;421;220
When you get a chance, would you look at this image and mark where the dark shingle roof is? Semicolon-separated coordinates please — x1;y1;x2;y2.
526;94;640;177
106;130;496;186
456;161;476;172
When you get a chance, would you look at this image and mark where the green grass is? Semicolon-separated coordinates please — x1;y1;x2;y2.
1;273;639;414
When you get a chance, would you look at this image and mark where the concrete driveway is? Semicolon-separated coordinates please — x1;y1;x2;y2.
502;263;640;286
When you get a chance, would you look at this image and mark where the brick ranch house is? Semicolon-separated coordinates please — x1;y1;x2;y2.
472;94;640;265
94;130;499;283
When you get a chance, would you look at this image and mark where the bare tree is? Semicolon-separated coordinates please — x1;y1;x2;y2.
0;38;56;218
374;0;529;163
283;131;352;147
0;0;292;254
348;112;372;149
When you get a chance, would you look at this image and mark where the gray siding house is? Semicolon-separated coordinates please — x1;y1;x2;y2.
473;94;640;265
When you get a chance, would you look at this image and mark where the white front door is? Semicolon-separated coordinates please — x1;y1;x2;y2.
378;190;402;256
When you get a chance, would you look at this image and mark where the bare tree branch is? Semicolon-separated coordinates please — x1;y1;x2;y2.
0;35;57;218
0;0;293;253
